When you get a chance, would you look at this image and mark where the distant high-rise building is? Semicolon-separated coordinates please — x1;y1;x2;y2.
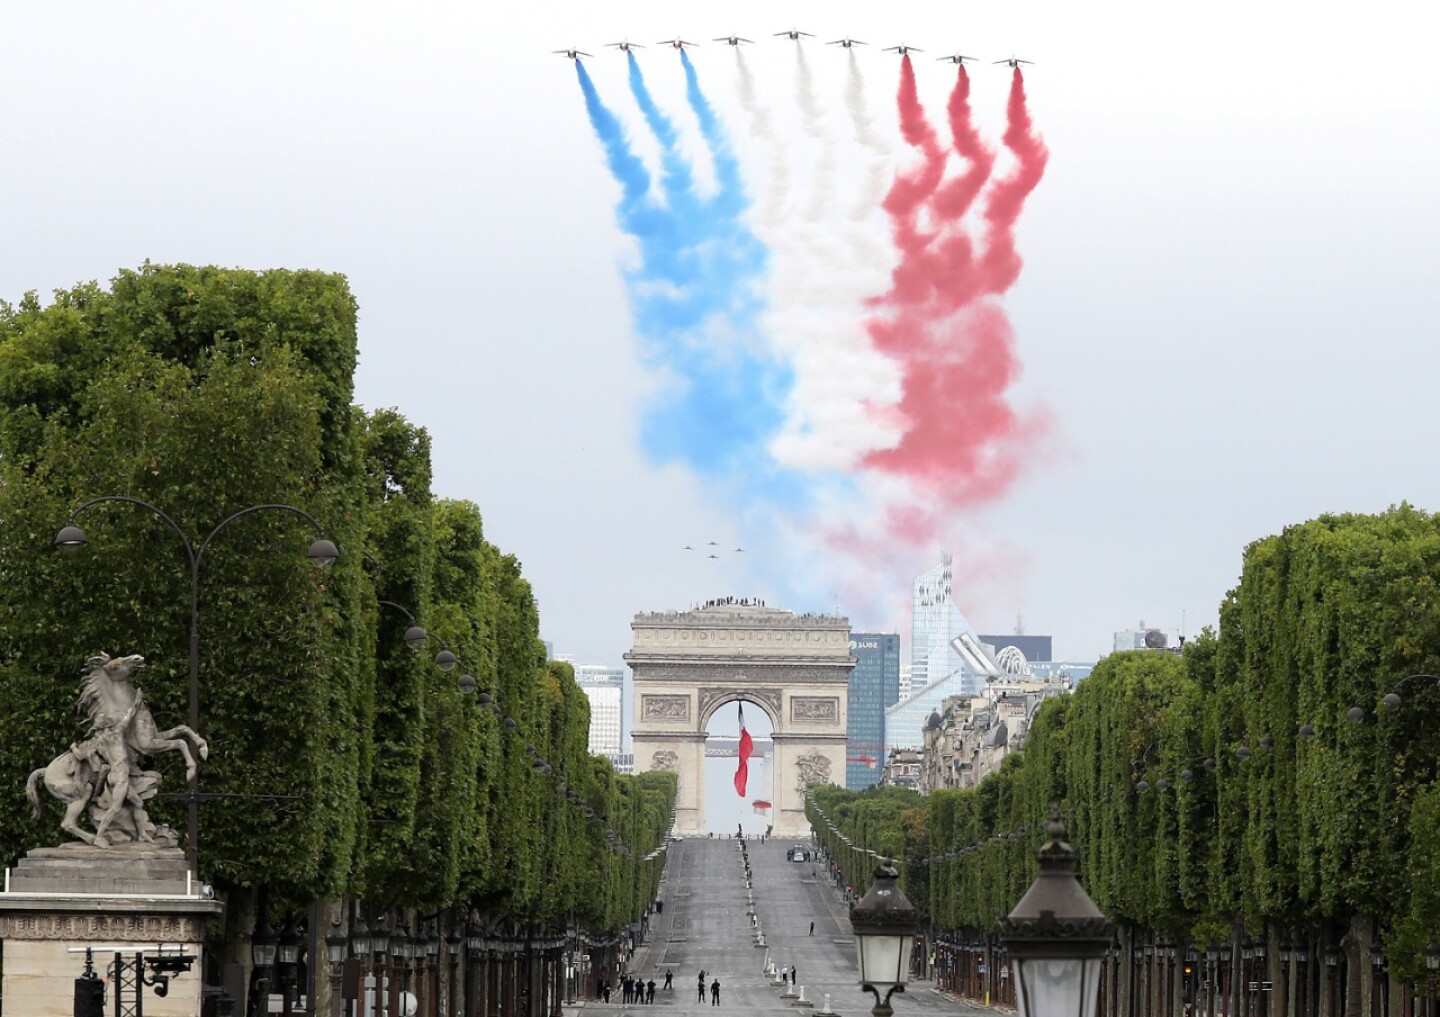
573;664;625;760
898;663;913;703
886;670;973;755
1112;623;1179;654
911;554;991;697
847;633;901;790
980;634;1053;664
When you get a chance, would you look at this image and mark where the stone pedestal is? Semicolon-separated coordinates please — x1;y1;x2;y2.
0;843;223;1017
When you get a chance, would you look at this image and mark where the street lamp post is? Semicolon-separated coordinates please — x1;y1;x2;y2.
1424;943;1440;1017
849;860;920;1017
998;816;1112;1017
56;496;338;875
252;913;280;1017
326;916;350;1017
372;915;392;1017
447;923;464;1017
277;919;303;1017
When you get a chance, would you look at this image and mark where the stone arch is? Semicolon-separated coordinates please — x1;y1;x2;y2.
697;688;780;731
626;603;853;838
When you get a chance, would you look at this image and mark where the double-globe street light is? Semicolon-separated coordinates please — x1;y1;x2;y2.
55;496;339;876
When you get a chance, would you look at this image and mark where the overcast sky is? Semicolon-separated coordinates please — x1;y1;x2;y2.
5;1;1439;671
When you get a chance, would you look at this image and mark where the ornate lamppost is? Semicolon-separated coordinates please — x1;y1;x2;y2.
371;915;393;1017
447;923;464;1017
465;920;486;1017
56;497;338;875
276;918;303;1016
252;913;279;1017
849;860;920;1017
326;915;350;1017
998;816;1112;1017
1424;943;1440;1017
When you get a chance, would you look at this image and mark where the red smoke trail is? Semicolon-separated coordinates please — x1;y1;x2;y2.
934;66;995;220
978;68;1051;295
875;55;950;314
860;64;1048;546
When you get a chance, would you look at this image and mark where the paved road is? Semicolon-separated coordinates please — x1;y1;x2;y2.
591;838;990;1017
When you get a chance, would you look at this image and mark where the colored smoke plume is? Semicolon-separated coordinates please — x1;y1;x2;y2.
860;64;1049;545
575;56;789;480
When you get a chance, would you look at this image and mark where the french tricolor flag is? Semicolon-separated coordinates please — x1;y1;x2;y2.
734;703;753;797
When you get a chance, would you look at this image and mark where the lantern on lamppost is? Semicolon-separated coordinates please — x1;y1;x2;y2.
849;860;920;1017
998;816;1112;1017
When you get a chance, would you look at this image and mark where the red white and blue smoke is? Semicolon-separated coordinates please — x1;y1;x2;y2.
573;48;1048;605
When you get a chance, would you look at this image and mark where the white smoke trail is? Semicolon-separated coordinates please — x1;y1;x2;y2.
846;49;893;222
735;49;790;227
762;42;901;476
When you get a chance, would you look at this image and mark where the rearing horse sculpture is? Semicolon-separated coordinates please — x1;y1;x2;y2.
26;653;208;848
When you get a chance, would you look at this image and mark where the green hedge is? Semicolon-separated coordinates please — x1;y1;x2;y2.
807;507;1440;978
0;265;674;940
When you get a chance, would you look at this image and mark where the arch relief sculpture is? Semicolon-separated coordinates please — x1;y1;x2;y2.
795;752;832;792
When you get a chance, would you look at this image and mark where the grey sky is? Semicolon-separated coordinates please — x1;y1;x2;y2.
4;1;1438;673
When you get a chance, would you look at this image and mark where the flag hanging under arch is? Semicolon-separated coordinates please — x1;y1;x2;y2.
734;703;753;797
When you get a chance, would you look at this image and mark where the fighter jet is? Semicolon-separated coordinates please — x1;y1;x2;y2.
553;48;593;60
713;34;754;46
937;53;978;64
828;37;866;48
883;43;923;55
994;56;1034;67
606;40;644;52
774;28;814;41
657;37;699;49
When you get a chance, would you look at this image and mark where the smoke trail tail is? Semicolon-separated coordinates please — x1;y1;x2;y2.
978;68;1050;295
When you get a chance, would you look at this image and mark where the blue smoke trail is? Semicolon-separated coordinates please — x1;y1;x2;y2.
576;56;794;484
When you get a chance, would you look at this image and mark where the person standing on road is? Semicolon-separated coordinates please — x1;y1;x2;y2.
809;921;815;936
698;975;706;1002
647;979;656;1004
792;964;798;985
711;979;721;1005
664;970;673;991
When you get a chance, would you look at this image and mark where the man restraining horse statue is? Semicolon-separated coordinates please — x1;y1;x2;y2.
26;653;208;848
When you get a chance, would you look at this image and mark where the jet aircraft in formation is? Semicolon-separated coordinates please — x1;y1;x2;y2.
559;35;1032;68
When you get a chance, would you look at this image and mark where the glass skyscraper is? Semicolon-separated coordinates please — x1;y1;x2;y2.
911;553;987;697
847;633;900;790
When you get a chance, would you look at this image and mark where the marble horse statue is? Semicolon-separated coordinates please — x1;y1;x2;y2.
26;653;208;848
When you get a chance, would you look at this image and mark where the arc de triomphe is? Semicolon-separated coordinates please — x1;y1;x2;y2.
625;601;853;838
